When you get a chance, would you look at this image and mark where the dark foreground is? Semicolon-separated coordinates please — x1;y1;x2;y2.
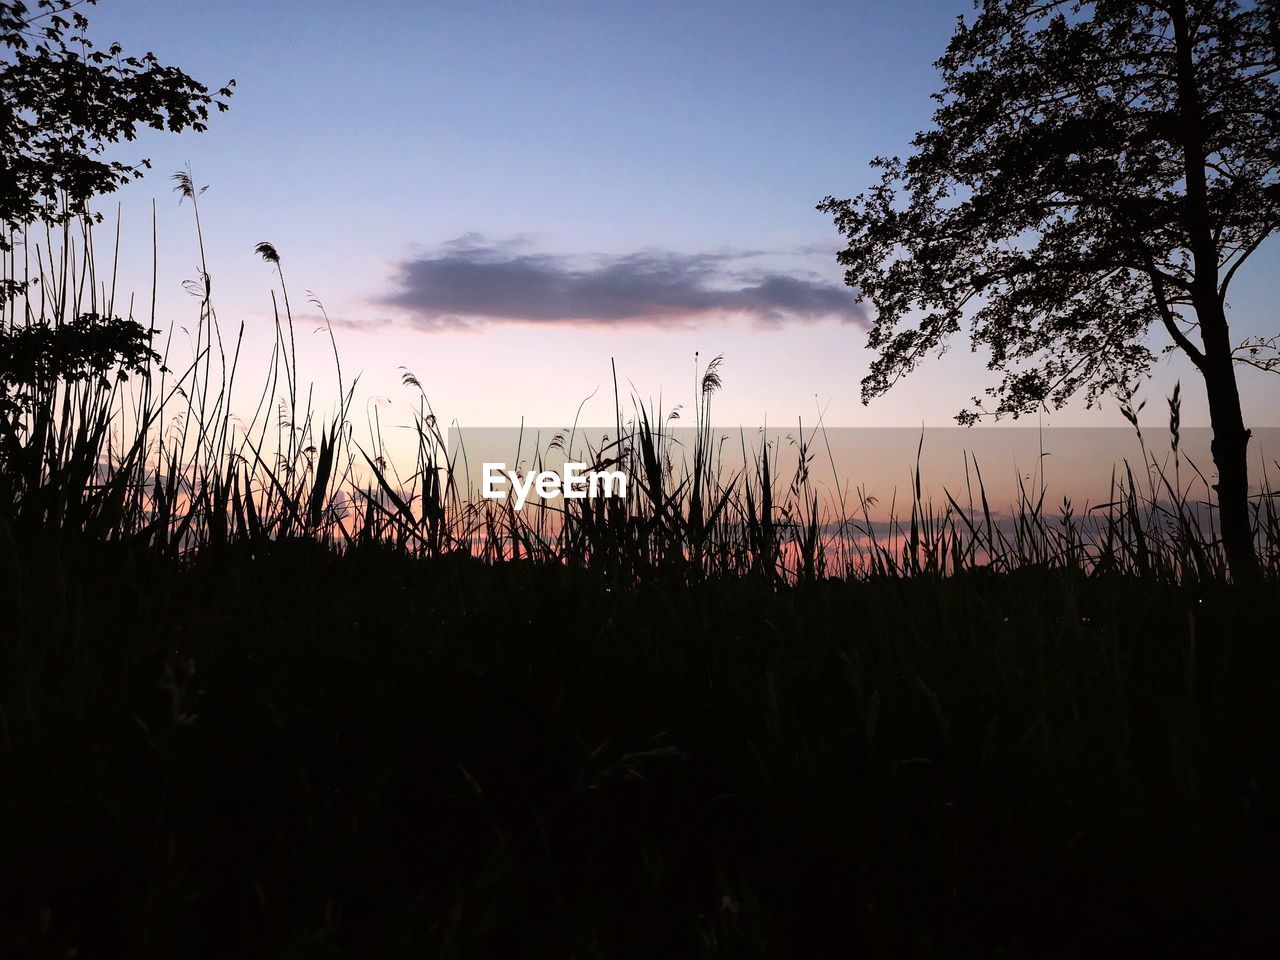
2;538;1277;957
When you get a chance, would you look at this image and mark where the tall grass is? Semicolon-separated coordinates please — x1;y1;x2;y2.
2;202;1277;582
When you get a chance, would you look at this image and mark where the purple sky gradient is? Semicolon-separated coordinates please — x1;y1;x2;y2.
76;0;1279;441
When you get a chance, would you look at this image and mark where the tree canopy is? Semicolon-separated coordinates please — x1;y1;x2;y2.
820;0;1279;425
1;0;233;266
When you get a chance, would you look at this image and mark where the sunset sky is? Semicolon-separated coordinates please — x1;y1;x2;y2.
87;0;1279;440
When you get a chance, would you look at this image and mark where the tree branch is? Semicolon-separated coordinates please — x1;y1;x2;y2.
1145;254;1206;370
1218;220;1275;300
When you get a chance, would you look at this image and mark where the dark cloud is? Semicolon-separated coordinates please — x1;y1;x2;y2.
379;236;865;330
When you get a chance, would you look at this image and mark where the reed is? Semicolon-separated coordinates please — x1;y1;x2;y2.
4;202;1277;583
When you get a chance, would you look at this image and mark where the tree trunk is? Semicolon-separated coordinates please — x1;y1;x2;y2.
1196;296;1259;581
1170;2;1260;581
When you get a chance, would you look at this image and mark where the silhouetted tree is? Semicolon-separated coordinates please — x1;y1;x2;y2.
820;0;1278;579
1;0;233;302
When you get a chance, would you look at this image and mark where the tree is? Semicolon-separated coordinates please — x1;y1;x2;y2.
819;0;1278;579
1;0;233;302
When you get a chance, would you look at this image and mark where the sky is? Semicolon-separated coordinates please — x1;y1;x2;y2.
75;0;1280;446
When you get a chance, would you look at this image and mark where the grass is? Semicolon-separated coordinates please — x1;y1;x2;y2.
3;541;1278;956
1;204;1278;956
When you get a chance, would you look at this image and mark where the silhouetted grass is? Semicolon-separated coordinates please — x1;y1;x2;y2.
2;539;1278;956
1;205;1278;956
4;208;1278;582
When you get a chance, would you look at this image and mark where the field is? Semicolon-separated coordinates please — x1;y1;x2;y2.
2;213;1279;956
